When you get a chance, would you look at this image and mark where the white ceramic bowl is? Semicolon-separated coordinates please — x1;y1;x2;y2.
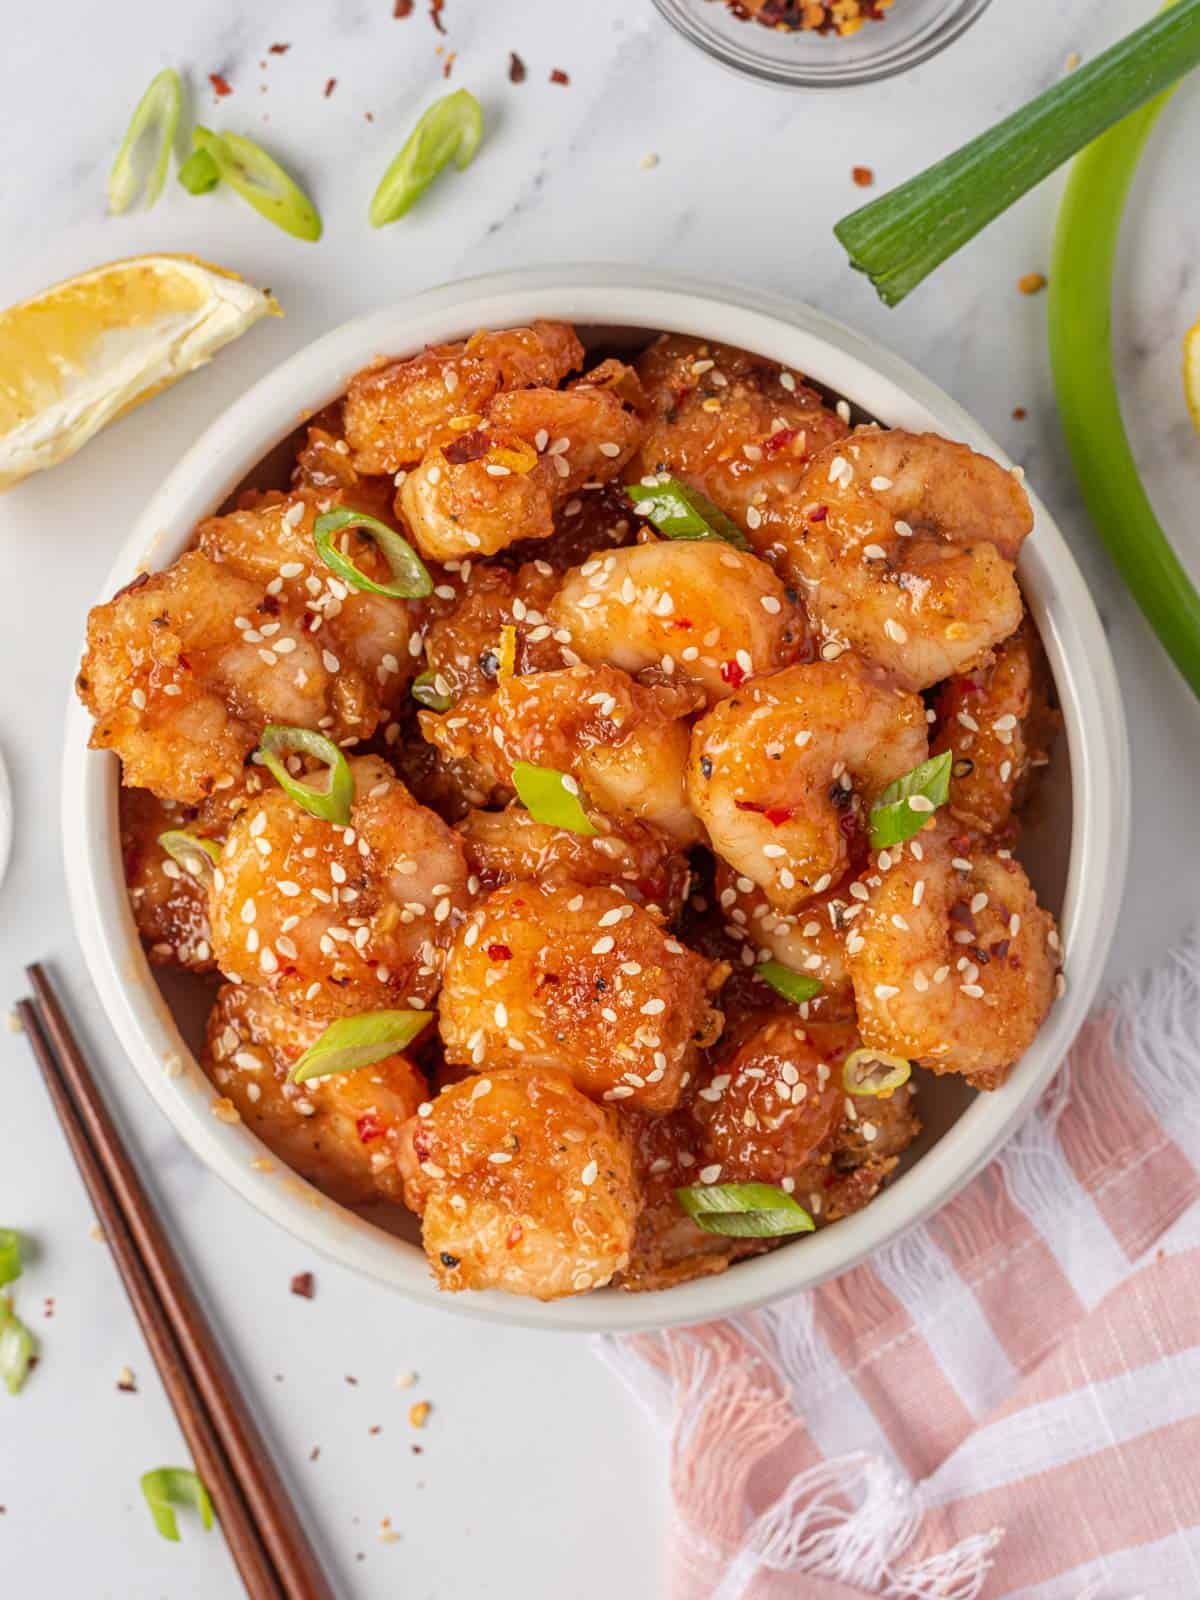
63;266;1130;1332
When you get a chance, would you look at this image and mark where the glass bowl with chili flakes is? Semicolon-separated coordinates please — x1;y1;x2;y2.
652;0;993;87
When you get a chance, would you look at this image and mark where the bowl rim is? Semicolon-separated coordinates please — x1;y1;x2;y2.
62;264;1131;1333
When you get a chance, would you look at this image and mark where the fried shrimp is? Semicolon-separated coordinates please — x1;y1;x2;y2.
398;364;647;562
420;557;569;702
344;320;584;473
687;657;927;911
548;539;805;705
203;984;427;1205
209;755;469;1017
397;1066;639;1299
420;662;705;844
438;880;724;1113
120;787;221;971
931;624;1059;834
782;430;1033;691
846;818;1059;1090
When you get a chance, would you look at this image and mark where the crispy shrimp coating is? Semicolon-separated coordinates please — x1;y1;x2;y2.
203;984;427;1205
846;819;1059;1090
120;788;220;970
438;880;723;1113
932;623;1059;835
420;663;705;845
687;657;927;911
344;321;584;473
782;431;1033;691
397;1066;639;1299
633;334;849;553
399;364;646;563
713;859;857;1015
209;755;469;1018
548;539;805;705
458;805;691;918
421;556;569;702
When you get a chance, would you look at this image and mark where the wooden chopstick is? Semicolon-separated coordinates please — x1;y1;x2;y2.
20;965;337;1600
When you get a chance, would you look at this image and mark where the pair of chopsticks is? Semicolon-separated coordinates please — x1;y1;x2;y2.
17;964;336;1600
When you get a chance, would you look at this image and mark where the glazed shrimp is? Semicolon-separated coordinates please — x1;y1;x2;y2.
712;859;856;1015
120;787;223;971
209;755;469;1017
846;818;1060;1090
398;364;646;562
687;656;927;911
397;1066;639;1299
344;321;584;473
420;662;706;844
931;623;1059;834
781;431;1033;691
421;557;569;702
438;880;724;1113
633;335;849;554
203;984;427;1206
548;540;806;705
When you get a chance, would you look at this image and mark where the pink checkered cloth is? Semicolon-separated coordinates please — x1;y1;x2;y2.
601;932;1200;1598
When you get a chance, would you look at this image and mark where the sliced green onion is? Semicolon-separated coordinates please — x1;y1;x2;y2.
140;1467;214;1543
178;147;221;195
369;89;484;226
676;1182;815;1238
756;961;823;1006
868;750;952;851
0;1296;36;1396
834;0;1200;306
842;1048;911;1099
291;1010;434;1083
0;1231;21;1289
1049;23;1200;702
313;508;432;599
108;68;182;214
157;830;222;885
412;671;454;711
192;127;322;242
511;761;597;837
625;478;749;550
256;725;354;825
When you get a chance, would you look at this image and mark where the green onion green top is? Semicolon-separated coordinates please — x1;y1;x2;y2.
256;725;354;826
108;67;182;214
192;127;322;241
756;961;823;1007
369;89;484;226
412;670;455;712
676;1182;815;1238
834;0;1200;306
290;1010;434;1083
625;478;749;550
511;761;598;836
0;1231;21;1289
868;750;952;851
157;830;222;885
0;1295;36;1396
178;146;221;196
842;1048;912;1098
313;508;432;599
140;1467;214;1543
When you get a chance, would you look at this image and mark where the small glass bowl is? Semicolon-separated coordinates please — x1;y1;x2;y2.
651;0;994;88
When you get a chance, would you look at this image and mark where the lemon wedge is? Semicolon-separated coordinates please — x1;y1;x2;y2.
0;254;279;492
1185;316;1200;441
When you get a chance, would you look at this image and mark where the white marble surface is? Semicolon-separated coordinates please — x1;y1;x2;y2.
1;1;1199;1594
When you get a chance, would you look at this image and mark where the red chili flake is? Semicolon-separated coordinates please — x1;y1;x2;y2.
442;51;456;78
365;111;375;122
309;1446;321;1461
487;942;513;961
345;1375;359;1386
735;799;795;826
505;1221;524;1249
430;0;447;33
509;51;527;83
762;426;798;457
209;73;233;97
394;0;414;14
290;1272;315;1299
808;504;828;523
550;68;570;85
852;165;874;187
1012;406;1027;420
324;77;337;97
268;42;291;54
355;1113;385;1144
444;428;491;465
720;659;747;688
368;1425;382;1436
668;617;694;630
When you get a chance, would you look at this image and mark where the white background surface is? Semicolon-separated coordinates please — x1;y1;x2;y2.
1;1;1198;1595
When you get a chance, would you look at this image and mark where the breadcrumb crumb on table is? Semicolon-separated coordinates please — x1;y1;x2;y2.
1018;273;1047;296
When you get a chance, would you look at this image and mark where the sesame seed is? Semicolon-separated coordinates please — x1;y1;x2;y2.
698;1164;722;1185
640;998;666;1015
874;984;899;1000
884;618;908;644
908;794;935;813
581;1160;598;1186
870;476;893;492
488;1151;513;1165
592;936;615;955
